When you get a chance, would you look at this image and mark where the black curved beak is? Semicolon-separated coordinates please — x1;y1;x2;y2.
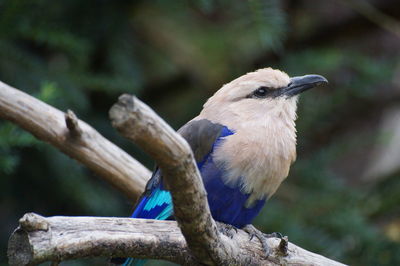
283;74;328;97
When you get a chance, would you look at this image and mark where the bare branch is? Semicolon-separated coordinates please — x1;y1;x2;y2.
109;94;236;265
0;81;151;200
8;213;346;266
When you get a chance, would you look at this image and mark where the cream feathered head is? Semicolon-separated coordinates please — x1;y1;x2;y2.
196;68;328;201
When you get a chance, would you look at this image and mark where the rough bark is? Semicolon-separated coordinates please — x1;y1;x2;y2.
0;81;151;201
7;213;346;266
109;94;234;265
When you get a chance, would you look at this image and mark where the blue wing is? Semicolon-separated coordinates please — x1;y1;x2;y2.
131;171;173;220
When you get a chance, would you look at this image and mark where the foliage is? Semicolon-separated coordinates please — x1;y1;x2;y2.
1;0;399;265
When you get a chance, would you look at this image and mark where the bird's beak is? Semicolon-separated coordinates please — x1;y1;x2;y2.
283;74;328;97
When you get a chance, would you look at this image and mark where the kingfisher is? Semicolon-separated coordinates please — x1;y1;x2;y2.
114;68;328;265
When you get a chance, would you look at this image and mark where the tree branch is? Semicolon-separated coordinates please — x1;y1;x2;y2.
109;94;234;265
0;81;151;201
7;213;345;266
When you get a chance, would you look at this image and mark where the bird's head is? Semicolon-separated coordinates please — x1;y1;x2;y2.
199;67;328;129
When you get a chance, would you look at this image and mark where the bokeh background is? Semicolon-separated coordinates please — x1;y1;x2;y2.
1;0;400;265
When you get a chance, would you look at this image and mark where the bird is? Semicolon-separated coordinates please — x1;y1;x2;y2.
113;67;328;265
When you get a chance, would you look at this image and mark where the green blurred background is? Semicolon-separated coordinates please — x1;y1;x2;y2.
1;0;400;265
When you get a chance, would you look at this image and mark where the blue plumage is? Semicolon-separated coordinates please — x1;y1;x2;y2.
130;124;265;228
132;186;173;220
119;121;266;266
200;155;265;227
197;125;266;228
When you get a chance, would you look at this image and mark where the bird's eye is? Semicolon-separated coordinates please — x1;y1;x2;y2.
253;87;270;98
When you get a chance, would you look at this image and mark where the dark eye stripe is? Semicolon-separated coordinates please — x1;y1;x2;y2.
253;86;271;98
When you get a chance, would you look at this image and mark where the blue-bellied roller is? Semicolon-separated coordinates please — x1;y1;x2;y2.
113;68;328;265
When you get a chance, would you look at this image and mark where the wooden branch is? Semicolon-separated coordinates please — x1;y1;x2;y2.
0;81;151;200
108;95;346;265
7;213;346;266
109;94;236;265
